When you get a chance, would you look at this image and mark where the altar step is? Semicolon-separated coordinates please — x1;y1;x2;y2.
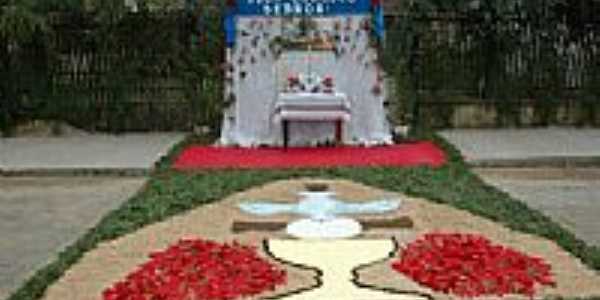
173;142;446;170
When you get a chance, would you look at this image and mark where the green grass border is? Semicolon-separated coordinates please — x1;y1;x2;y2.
7;133;600;300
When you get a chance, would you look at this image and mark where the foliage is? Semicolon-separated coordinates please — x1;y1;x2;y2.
0;1;225;135
384;0;600;128
180;2;225;132
0;2;46;45
0;0;53;136
7;133;600;300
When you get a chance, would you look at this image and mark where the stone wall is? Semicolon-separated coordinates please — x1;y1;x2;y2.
416;100;600;128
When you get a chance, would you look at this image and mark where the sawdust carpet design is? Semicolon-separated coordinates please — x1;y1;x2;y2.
41;179;600;300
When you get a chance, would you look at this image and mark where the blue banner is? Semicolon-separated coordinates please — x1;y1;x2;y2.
224;7;237;47
373;2;384;40
235;0;371;17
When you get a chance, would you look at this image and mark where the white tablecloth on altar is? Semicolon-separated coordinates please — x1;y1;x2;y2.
273;92;351;122
277;92;348;105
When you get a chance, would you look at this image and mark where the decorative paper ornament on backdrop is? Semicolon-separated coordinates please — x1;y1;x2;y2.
361;18;371;30
372;84;381;95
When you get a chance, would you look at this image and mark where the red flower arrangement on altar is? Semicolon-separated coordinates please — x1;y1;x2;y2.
287;74;300;86
102;239;286;300
391;233;555;298
286;73;335;94
323;76;333;88
322;76;334;93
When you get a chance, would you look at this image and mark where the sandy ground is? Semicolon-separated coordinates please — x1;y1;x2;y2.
41;179;600;300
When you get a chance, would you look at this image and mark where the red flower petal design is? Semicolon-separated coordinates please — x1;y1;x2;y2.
102;239;286;300
391;233;555;298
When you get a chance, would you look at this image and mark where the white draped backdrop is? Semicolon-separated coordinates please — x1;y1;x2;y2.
220;16;392;147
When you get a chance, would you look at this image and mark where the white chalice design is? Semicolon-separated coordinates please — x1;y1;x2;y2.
238;189;425;299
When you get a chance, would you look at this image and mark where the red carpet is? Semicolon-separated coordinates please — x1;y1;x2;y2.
173;142;446;170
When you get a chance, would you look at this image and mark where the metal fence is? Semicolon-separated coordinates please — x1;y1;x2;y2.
383;6;600;127
1;11;222;134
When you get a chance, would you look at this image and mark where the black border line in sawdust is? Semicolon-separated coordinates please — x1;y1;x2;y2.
261;239;323;299
352;236;435;300
260;237;434;300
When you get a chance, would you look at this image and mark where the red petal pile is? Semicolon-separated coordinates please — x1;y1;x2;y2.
102;239;287;300
391;233;555;298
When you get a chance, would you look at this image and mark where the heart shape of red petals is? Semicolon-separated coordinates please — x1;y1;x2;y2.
103;239;286;300
391;233;556;298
